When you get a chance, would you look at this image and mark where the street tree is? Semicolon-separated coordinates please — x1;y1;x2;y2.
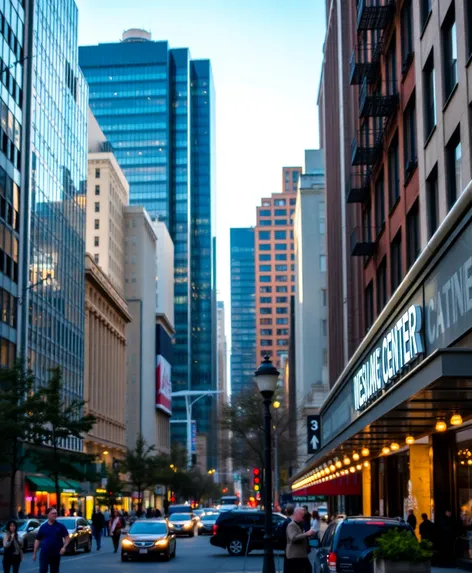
30;368;96;507
121;434;160;512
96;464;124;511
0;362;45;518
219;382;297;476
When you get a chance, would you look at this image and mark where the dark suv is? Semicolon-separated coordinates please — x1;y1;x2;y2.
210;510;287;556
315;517;414;573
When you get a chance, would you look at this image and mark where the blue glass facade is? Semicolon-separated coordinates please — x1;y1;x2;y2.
79;38;217;468
23;0;88;451
0;0;24;366
230;228;256;395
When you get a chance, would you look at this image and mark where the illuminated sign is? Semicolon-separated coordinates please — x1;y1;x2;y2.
353;304;424;411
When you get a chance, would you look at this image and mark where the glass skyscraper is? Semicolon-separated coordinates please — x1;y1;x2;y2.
230;228;256;395
0;0;25;366
21;0;88;451
79;32;217;468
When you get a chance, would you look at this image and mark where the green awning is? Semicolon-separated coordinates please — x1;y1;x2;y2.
64;480;82;493
26;476;56;493
27;477;78;494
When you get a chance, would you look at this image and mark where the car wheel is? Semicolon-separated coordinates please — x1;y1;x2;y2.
121;554;127;562
84;537;91;553
162;550;170;562
70;540;78;555
227;538;245;556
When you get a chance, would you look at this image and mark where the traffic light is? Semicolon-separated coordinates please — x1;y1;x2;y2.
252;467;262;493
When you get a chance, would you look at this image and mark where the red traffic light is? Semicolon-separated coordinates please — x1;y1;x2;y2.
254;477;261;484
253;468;261;477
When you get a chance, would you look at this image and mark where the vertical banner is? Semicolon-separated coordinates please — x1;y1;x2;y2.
155;355;172;415
191;420;197;454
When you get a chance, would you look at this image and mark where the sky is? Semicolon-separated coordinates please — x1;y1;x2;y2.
75;0;326;349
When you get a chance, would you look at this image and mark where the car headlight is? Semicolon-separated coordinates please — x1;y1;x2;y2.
197;521;203;528
121;539;133;548
183;521;193;528
168;522;174;528
154;539;168;547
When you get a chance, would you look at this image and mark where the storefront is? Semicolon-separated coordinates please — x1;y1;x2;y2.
291;188;472;562
25;477;85;517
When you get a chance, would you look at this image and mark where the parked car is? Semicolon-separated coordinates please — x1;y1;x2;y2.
210;510;287;556
315;517;414;573
198;513;219;535
0;519;44;553
56;517;92;554
121;519;176;562
167;513;199;537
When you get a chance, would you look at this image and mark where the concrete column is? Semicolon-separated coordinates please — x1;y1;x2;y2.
409;444;432;533
362;463;372;517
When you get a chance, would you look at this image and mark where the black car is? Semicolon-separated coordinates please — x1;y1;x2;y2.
210;510;286;556
55;517;92;554
315;517;414;573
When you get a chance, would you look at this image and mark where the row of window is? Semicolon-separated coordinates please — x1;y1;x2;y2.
261;197;297;207
261;339;289;347
260;318;289;325
259;264;294;272
260;296;288;304
260;275;295;283
259;253;294;261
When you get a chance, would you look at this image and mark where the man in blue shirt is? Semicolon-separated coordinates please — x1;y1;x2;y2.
33;507;70;573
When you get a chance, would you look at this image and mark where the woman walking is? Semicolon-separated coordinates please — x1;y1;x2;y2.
3;520;23;573
310;510;321;540
109;510;123;553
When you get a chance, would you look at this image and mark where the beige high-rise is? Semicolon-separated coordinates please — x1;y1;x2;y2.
84;111;131;464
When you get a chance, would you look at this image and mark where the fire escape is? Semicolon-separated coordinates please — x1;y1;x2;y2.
349;0;397;257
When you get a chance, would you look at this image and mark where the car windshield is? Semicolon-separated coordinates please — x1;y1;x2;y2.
129;522;167;535
337;523;412;550
202;515;217;522
56;519;76;530
170;514;192;520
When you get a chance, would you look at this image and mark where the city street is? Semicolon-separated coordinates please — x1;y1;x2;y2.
16;534;287;573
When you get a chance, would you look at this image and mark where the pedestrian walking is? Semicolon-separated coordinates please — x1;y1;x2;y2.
419;513;436;546
302;505;311;532
91;505;105;551
407;509;417;531
33;507;70;573
103;508;110;537
109;510;123;553
310;510;320;538
3;520;23;573
285;507;315;573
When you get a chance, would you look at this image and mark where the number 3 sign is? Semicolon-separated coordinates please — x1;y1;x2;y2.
307;415;321;454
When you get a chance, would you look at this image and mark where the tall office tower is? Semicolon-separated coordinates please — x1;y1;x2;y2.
0;1;25;368
21;0;88;435
79;31;217;468
230;228;255;394
254;167;301;369
293;149;328;469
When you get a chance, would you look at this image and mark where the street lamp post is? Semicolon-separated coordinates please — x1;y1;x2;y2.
254;355;279;573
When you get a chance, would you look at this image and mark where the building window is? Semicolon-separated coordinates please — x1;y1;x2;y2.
95;168;100;178
259;220;271;226
274;219;287;226
275;264;287;272
319;202;326;234
94;219;100;230
258;231;270;240
277;329;289;336
388;136;400;209
260;276;271;283
375;171;385;232
275;254;287;261
260;297;272;304
421;0;432;29
363;204;372;244
94;254;99;264
442;8;458;101
274;209;286;216
423;52;436;139
276;296;287;303
259;254;271;261
446;127;462;210
260;318;272;325
275;244;286;251
261;339;272;347
276;307;288;314
94;236;99;247
275;231;286;240
365;281;374;331
386;38;397;95
376;258;387;315
95;185;100;196
406;200;420;269
259;210;271;216
274;199;286;206
426;165;439;239
401;0;414;73
259;244;270;251
322;320;327;337
260;307;271;315
322;289;327;306
276;286;288;293
403;93;417;178
94;201;100;213
260;329;272;336
391;231;402;292
275;275;287;282
276;318;288;325
320;255;326;272
259;265;271;272
260;286;272;293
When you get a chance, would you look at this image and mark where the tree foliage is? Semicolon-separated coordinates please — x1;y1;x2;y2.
0;362;46;517
30;368;96;506
219;382;297;476
96;464;124;510
120;434;161;507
